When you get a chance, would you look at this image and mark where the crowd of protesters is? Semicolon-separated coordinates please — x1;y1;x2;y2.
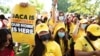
0;1;100;56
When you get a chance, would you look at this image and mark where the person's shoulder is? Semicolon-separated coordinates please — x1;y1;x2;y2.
76;36;86;42
3;48;14;54
48;41;60;47
79;36;85;39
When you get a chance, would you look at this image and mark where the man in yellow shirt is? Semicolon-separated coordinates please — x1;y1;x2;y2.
75;24;100;56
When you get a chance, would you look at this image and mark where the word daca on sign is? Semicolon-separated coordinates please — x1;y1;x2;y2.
12;14;34;20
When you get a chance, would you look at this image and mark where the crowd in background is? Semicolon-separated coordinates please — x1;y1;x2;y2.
0;1;100;56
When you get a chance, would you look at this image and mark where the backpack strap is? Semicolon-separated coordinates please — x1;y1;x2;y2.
84;36;96;51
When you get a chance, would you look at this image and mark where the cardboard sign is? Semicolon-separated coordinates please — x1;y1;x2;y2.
11;4;36;45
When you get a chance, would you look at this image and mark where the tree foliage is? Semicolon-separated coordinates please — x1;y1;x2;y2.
68;0;100;15
68;0;90;14
0;5;10;14
29;0;44;12
57;0;70;12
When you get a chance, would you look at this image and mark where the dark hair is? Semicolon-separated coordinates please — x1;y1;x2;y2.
55;31;68;55
31;34;45;56
59;11;64;16
31;32;52;56
0;29;14;49
85;24;89;32
0;15;8;28
0;14;7;20
36;19;42;26
42;17;48;23
74;13;81;20
86;32;100;41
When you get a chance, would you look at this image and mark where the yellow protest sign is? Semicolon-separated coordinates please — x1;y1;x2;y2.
11;4;36;45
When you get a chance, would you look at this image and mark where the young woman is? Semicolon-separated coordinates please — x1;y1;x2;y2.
31;23;62;56
53;22;68;56
0;29;15;56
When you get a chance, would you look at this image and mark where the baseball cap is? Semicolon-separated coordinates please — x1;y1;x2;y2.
36;23;49;34
87;24;100;36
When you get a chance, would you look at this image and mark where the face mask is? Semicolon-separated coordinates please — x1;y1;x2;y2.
88;36;98;41
81;24;87;29
87;33;98;41
58;32;65;38
40;33;50;41
59;16;64;21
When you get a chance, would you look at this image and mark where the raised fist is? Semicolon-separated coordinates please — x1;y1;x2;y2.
52;0;58;7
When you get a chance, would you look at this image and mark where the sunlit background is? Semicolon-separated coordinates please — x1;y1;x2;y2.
0;0;52;12
0;0;100;17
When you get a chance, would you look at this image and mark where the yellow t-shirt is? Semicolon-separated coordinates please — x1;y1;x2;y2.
91;39;100;50
75;36;100;52
69;23;76;36
74;29;86;41
48;18;55;27
44;41;62;56
60;39;65;55
71;22;86;41
48;18;55;34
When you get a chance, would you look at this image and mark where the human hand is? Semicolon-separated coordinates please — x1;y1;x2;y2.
52;0;58;7
20;2;28;7
76;20;80;27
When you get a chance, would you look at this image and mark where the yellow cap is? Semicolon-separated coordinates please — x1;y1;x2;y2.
36;23;49;34
53;22;67;37
80;19;88;23
87;24;100;36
